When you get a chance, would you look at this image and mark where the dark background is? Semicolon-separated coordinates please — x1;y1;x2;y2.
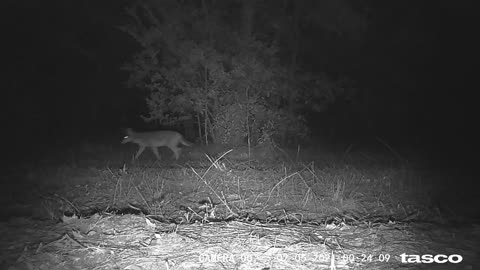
2;0;476;176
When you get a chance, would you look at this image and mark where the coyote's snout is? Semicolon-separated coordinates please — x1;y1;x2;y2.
122;128;192;160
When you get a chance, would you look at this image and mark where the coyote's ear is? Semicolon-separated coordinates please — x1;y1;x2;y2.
123;128;132;135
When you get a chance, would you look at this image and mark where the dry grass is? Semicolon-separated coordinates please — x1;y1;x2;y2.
2;142;475;269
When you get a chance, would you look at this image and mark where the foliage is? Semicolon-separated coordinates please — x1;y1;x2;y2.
120;0;362;146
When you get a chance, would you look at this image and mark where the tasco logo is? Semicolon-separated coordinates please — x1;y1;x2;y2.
400;253;463;264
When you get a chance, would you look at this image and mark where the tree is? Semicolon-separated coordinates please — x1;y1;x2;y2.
120;0;365;146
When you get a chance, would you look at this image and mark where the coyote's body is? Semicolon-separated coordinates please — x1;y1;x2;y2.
122;128;191;160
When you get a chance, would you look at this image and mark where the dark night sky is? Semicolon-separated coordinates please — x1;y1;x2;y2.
2;1;476;168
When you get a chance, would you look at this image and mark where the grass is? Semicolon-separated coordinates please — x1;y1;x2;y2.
3;140;478;270
2;139;445;225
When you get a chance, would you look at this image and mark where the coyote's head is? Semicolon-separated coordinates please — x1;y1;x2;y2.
122;128;134;144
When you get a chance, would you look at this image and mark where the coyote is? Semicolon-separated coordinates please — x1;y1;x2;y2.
122;128;192;160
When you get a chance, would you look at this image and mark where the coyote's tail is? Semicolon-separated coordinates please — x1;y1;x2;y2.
180;136;192;146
